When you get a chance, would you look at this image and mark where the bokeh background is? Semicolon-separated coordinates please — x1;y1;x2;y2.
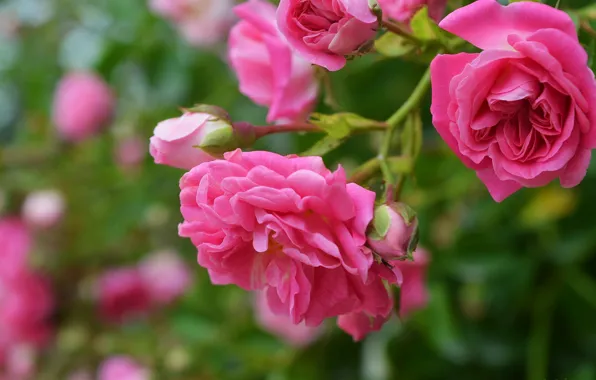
2;0;596;379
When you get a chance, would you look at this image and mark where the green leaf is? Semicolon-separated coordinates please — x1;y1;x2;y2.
309;112;381;139
410;7;438;41
300;135;346;156
374;32;416;58
387;156;414;174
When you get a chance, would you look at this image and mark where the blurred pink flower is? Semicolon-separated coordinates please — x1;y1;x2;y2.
115;136;146;168
98;356;149;380
0;219;54;375
149;0;234;47
377;0;447;23
149;112;220;170
0;218;30;278
21;190;65;229
228;0;319;123
430;0;596;201
277;0;377;71
254;291;322;347
139;250;192;305
0;345;36;380
394;248;430;318
179;149;401;339
97;268;151;323
52;72;114;142
67;369;93;380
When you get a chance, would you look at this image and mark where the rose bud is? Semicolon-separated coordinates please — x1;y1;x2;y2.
149;106;255;170
367;202;419;260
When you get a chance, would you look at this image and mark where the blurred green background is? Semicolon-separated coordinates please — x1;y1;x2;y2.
2;0;596;379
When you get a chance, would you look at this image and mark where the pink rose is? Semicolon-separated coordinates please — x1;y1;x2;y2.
254;291;322;347
367;202;419;261
139;250;192;305
179;149;401;333
377;0;447;23
52;72;114;142
96;268;151;323
430;0;596;202
149;112;222;170
276;0;378;71
21;190;65;229
394;248;429;318
98;356;149;380
228;0;319;123
149;0;234;47
0;218;30;278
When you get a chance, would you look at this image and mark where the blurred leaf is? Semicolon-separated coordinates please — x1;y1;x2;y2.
374;33;416;58
519;186;577;228
410;7;437;41
172;315;220;344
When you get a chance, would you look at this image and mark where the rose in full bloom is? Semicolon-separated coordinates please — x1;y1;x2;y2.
430;0;596;202
149;112;224;170
139;250;192;305
276;0;378;71
98;356;150;380
394;248;429;318
228;0;319;123
179;149;401;332
149;0;234;47
96;267;151;323
52;72;114;142
377;0;447;23
22;190;65;229
254;291;323;346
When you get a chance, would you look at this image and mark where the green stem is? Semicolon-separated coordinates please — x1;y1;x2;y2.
527;276;560;380
378;67;432;199
381;20;422;46
254;121;387;139
566;266;596;310
349;158;381;184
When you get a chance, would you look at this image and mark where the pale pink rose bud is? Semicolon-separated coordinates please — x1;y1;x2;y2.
52;72;114;142
377;0;447;23
3;345;36;379
277;0;378;71
115;136;146;167
254;291;322;347
98;356;150;380
22;190;65;229
228;0;319;123
367;203;419;261
96;268;151;323
150;107;256;169
139;250;192;305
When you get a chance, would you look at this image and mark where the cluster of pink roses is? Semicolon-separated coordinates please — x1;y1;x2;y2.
0;219;54;378
148;0;596;342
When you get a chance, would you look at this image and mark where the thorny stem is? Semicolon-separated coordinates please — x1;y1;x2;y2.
378;67;432;199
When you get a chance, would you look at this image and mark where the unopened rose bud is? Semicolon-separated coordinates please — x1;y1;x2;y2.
149;107;255;170
367;202;419;260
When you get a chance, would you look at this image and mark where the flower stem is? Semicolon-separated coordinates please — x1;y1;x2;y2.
254;123;323;138
381;20;422;46
349;158;381;184
378;67;432;199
